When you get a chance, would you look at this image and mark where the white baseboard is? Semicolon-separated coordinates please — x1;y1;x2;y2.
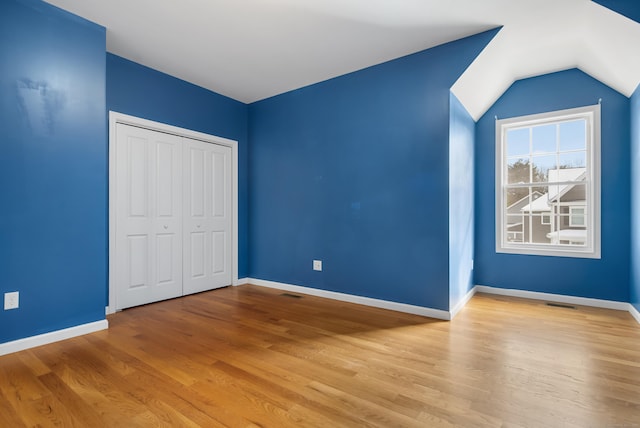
475;285;630;312
235;277;250;286
0;319;109;357
247;278;451;320
476;285;640;326
237;279;640;326
629;304;640;325
450;286;479;319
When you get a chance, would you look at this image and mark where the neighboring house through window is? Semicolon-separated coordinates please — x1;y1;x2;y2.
496;105;600;258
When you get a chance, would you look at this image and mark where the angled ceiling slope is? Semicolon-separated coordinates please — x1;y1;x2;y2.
43;0;498;103
43;0;640;118
452;0;640;120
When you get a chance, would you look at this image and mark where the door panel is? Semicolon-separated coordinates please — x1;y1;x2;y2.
183;139;232;295
212;152;226;217
127;137;147;217
212;231;226;274
115;124;183;309
190;147;206;217
156;233;176;283
127;235;148;288
156;142;175;217
190;231;206;278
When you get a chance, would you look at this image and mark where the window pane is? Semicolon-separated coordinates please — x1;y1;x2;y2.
559;151;586;169
506;187;527;207
506;214;524;227
548;169;585;197
559;120;586;151
532;124;556;154
557;184;586;207
505;188;551;245
505;215;524;243
532;214;552;244
531;154;556;182
505;186;546;210
570;207;586;226
550;184;588;244
507;157;530;184
506;128;529;156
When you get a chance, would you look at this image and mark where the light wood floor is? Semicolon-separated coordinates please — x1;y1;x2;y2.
1;285;639;427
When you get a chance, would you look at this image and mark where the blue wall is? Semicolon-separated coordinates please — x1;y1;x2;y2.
0;0;106;343
106;54;249;279
631;84;640;313
475;69;631;302
593;0;640;23
4;0;635;350
248;30;497;311
449;93;476;309
601;0;640;314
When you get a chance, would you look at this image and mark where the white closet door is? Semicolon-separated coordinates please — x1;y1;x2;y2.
115;124;183;309
183;138;232;295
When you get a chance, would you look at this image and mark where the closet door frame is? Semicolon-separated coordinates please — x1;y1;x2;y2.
108;111;239;314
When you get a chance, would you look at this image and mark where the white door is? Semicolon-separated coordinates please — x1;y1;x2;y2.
115;124;183;309
183;138;232;295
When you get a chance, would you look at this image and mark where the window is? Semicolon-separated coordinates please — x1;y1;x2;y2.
496;105;600;258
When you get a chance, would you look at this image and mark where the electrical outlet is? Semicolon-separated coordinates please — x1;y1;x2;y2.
4;291;19;310
313;260;322;271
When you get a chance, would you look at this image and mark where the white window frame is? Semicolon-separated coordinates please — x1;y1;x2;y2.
540;214;551;225
495;105;600;258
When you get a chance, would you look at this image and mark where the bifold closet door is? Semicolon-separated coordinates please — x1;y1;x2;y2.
183;138;232;295
115;124;183;310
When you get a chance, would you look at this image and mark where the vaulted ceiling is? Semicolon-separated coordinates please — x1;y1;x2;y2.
452;1;640;119
44;0;640;120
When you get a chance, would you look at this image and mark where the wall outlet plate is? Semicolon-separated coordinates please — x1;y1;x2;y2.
313;260;322;271
4;291;19;310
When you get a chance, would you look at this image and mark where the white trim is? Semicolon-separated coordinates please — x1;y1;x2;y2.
475;285;630;311
0;320;108;356
247;278;451;320
235;277;250;286
450;286;478;319
108;112;240;311
629;304;640;325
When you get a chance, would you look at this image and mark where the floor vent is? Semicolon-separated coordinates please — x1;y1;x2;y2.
546;302;576;309
281;293;302;299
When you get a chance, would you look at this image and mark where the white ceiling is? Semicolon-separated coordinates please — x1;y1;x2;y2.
452;1;640;119
44;0;640;120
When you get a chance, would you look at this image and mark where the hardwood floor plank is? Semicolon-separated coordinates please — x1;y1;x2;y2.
37;371;106;427
0;389;27;428
1;285;639;427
